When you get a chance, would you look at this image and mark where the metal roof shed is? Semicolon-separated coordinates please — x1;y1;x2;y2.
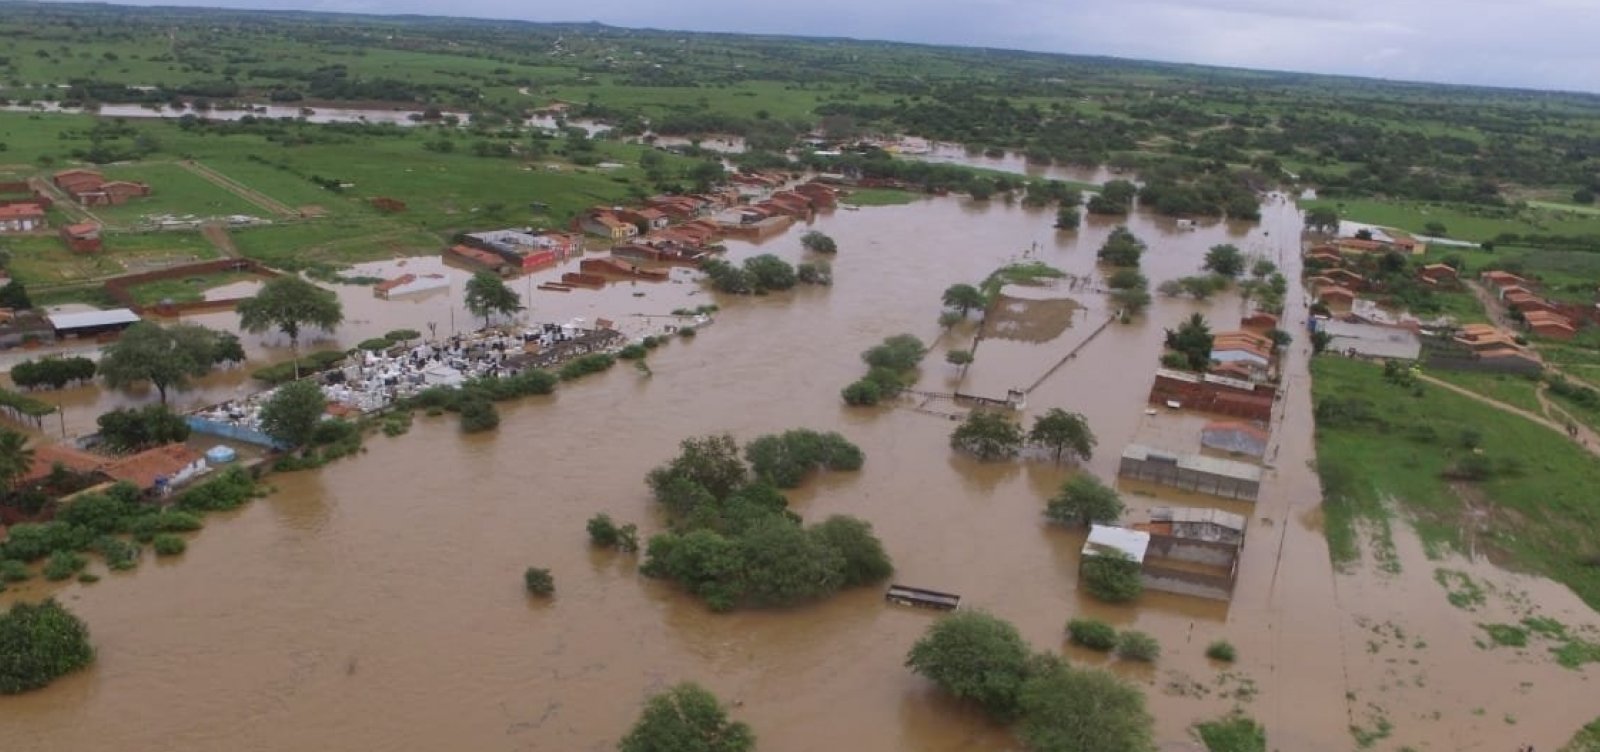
48;308;141;337
1083;524;1150;563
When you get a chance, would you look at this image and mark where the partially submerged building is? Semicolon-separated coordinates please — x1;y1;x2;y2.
1119;443;1262;501
1084;511;1245;602
1200;421;1270;458
1315;319;1422;360
47;308;141;340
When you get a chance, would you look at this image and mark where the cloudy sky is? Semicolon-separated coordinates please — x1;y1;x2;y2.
65;0;1600;93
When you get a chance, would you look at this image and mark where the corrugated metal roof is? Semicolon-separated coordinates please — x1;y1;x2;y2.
1150;506;1247;532
47;308;140;330
1121;443;1263;482
1084;524;1150;562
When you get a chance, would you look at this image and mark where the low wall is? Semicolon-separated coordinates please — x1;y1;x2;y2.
1142;564;1235;601
1146;535;1240;568
185;416;286;450
1118;457;1260;501
105;258;280;315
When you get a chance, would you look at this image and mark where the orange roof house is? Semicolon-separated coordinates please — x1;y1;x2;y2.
60;222;102;253
19;443;107;487
1318;285;1357;307
1480;270;1528;290
1524;310;1576;340
99;444;206;493
1418;263;1459;285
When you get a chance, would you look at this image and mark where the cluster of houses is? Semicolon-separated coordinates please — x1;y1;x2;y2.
52;169;151;207
1480;270;1580;340
0;175;118;253
443;228;585;275
22;441;210;501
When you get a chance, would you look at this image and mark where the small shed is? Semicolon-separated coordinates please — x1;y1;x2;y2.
1083;525;1151;563
47;308;141;338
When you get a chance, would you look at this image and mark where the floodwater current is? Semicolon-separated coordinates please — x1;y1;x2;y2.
3;196;1599;751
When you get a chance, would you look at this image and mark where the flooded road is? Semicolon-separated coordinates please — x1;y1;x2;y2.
3;195;1598;751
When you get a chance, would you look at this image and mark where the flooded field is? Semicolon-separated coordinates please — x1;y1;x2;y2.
3;195;1598;751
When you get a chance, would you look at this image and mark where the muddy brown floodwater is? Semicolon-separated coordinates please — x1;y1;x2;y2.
4;196;1599;751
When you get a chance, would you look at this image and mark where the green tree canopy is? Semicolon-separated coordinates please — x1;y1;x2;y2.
1304;207;1339;233
99;321;233;403
258;379;327;449
1096;226;1146;267
0;599;95;695
1045;474;1124;527
1163;313;1214;371
96;404;191;453
1203;244;1244;277
1028;408;1096;464
862;334;927;372
1081;550;1144;603
0;428;34;491
463;270;525;328
1015;657;1155;752
619;682;755;752
942;283;986;315
951;410;1024;461
905;610;1032;720
1054;207;1081;230
237;276;343;349
800;230;837;254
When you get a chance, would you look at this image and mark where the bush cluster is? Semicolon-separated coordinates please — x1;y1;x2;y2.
744;429;864;488
0;600;95;694
251;351;347;385
639;432;888;611
11;357;96;390
842;334;926;406
558;354;617;381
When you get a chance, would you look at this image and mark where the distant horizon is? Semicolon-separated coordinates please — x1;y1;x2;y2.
24;0;1600;96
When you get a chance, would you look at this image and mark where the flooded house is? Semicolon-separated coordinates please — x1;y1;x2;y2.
1118;444;1263;501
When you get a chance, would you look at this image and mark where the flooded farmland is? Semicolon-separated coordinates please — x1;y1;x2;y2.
3;195;1598;752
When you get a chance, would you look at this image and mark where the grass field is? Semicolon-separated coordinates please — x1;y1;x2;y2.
125;270;258;305
95;162;267;224
1426;369;1544;414
1;230;218;286
845;188;922;207
230;217;442;271
1302;198;1600;243
1312;356;1600;608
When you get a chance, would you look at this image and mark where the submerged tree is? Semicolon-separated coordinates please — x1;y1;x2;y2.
1028;408;1096;464
258;379;327;449
99;322;234;404
464;271;524;328
905;610;1031;720
618;682;755;752
1045;474;1124;527
950;411;1024;461
237;276;344;351
942;283;986;316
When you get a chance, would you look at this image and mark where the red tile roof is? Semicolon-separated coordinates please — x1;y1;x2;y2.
0;203;45;220
20;443;107;486
99;444;201;490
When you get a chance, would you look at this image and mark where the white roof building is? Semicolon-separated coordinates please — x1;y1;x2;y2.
1083;524;1150;563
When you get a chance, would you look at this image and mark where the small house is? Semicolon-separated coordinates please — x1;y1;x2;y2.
1480;270;1528;291
1240;312;1278;335
445;244;509;272
60;222;102;253
99;443;207;496
1524;310;1576;340
579;210;638;240
1317;285;1357;308
0;203;47;233
1417;264;1459;286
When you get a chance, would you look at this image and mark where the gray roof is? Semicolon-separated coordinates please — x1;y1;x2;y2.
1319;320;1422;360
1150;506;1247;532
1083;524;1150;562
48;308;140;331
1122;443;1263;482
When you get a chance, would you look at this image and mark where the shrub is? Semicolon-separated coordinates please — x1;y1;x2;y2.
524;567;554;596
678;326;697;338
94;536;140;571
587;513;621;547
617;344;648;360
1206;640;1237;662
1116;630;1161;661
841;378;884;406
152;534;187;557
0;560;31;583
459;399;500;433
1066;618;1118;651
1081;550;1144;602
558;353;617;381
42;551;87;581
0;600;95;694
1196;714;1266;752
905;610;1031;719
